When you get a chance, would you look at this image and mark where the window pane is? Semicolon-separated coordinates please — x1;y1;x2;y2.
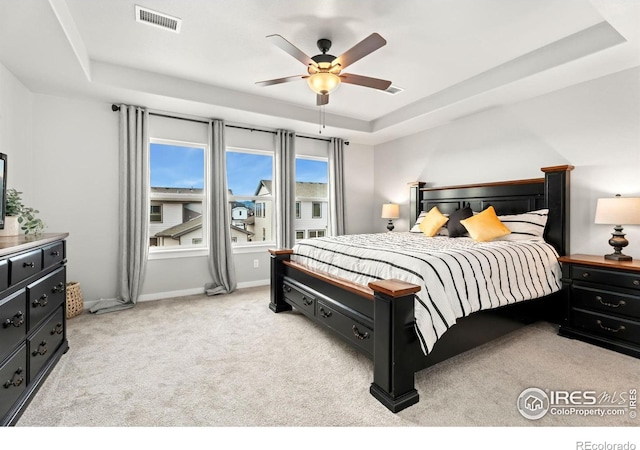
227;150;274;245
295;158;328;240
149;142;205;249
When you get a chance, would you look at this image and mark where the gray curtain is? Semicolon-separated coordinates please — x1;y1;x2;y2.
274;129;296;248
91;104;149;314
328;137;346;236
205;119;237;295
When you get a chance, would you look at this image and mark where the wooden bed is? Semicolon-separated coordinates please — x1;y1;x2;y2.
269;165;572;412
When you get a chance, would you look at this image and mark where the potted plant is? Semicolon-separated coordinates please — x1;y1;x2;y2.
1;188;46;236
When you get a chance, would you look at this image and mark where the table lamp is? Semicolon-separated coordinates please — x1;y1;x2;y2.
594;194;640;261
381;203;400;232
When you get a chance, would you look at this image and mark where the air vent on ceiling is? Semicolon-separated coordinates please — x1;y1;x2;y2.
384;85;404;95
135;5;181;33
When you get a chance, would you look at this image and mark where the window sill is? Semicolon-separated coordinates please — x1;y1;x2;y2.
148;247;208;260
232;242;276;254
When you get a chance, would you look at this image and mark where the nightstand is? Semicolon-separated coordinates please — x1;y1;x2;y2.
558;254;640;359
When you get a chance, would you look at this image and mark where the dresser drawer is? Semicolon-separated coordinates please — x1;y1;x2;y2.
0;345;27;421
42;241;64;269
0;290;27;360
572;285;640;320
316;300;374;355
9;250;42;286
572;265;640;291
27;267;66;330
28;307;65;382
571;308;640;346
283;281;315;316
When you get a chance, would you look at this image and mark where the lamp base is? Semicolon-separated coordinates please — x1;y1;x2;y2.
386;220;395;232
604;252;632;261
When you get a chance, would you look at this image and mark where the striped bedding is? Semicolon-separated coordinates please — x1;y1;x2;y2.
291;232;562;354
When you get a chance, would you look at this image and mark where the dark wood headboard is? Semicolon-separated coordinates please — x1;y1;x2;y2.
409;166;573;256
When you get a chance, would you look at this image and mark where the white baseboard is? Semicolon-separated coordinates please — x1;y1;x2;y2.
82;280;270;311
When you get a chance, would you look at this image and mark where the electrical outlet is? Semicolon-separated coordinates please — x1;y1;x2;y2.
253;259;259;269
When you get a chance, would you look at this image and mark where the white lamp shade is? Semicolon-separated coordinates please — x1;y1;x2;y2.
381;203;400;219
594;196;640;225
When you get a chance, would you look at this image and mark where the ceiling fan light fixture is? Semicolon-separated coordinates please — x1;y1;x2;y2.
307;72;340;95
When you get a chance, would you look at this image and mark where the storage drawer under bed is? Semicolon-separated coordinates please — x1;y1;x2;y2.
316;300;374;355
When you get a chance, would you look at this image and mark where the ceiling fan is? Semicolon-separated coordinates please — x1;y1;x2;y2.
256;33;392;106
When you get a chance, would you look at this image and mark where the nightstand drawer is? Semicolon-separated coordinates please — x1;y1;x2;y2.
571;309;640;346
573;286;640;320
571;265;640;291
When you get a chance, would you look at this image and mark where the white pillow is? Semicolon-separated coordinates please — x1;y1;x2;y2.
495;209;548;241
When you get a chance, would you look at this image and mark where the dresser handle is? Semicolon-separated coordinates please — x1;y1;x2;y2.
283;284;291;293
302;296;313;306
319;308;332;318
32;294;48;307
50;251;60;256
596;320;625;333
634;280;640;286
352;325;370;340
52;282;65;294
3;368;24;389
32;341;48;356
51;322;63;335
23;262;35;268
581;272;590;278
3;311;24;328
596;296;626;308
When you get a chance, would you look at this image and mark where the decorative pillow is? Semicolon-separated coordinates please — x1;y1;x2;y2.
495;209;549;241
418;206;449;237
411;210;449;235
446;205;473;237
460;206;511;242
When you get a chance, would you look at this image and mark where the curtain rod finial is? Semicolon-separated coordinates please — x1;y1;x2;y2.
111;104;120;112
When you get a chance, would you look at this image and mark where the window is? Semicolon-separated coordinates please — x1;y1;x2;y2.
309;229;325;238
295;157;328;240
312;202;322;219
226;148;274;244
149;139;206;250
296;230;305;240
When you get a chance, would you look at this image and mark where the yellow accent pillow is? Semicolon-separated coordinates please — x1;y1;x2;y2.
460;206;511;242
418;206;449;237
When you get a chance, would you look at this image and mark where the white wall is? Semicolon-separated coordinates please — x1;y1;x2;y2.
373;67;640;257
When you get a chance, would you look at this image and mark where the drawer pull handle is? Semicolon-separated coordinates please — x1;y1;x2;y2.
283;284;291;293
319;308;332;319
3;368;24;389
51;322;63;335
352;325;370;340
596;320;625;334
32;294;48;307
23;262;35;268
52;282;65;294
302;296;313;306
596;296;626;308
50;251;60;256
634;280;640;286
3;311;24;328
581;272;590;278
32;340;48;356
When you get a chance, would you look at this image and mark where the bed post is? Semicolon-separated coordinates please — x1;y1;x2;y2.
408;181;426;229
368;279;421;413
541;165;573;256
269;249;293;313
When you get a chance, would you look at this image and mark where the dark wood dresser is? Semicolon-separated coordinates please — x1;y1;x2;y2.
0;233;69;426
558;254;640;359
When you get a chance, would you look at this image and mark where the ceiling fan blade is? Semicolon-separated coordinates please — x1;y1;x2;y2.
267;34;316;67
317;94;329;106
255;75;307;87
331;33;386;70
339;73;392;91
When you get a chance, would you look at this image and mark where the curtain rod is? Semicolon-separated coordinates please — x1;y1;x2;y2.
111;104;348;145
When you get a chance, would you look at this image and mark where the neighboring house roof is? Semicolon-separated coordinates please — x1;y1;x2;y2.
255;180;327;197
231;225;254;236
155;216;202;238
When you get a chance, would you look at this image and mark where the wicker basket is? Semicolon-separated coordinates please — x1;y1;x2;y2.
66;281;84;319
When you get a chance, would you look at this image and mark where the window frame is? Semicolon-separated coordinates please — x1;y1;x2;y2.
148;137;209;260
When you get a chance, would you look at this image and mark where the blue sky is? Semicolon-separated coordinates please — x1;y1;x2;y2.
150;143;328;196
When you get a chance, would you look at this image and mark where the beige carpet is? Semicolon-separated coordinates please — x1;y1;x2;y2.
16;286;639;431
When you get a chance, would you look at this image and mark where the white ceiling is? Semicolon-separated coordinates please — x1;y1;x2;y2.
0;0;638;145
